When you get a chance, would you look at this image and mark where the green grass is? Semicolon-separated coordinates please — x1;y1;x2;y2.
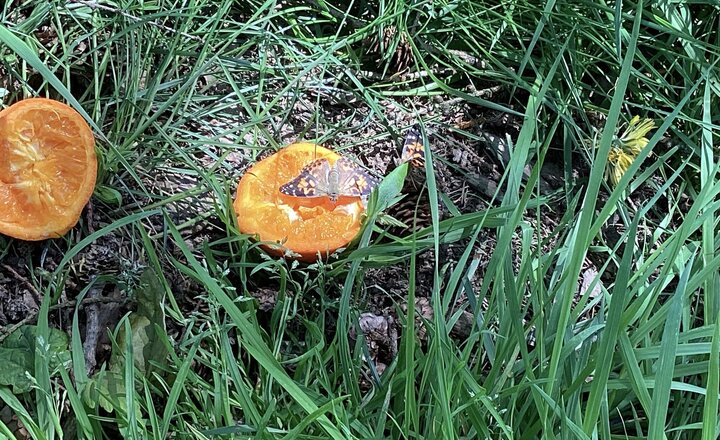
1;0;720;438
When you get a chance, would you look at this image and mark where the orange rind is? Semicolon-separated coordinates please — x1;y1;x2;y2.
234;143;367;261
0;98;97;240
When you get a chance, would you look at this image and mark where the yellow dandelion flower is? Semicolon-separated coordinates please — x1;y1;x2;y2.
617;116;655;157
600;115;655;186
607;147;635;186
588;115;655;186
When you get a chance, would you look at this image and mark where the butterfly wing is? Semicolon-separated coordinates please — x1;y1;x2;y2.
279;158;331;198
335;157;379;198
400;124;426;168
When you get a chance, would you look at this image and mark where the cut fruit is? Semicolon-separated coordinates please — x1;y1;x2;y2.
0;98;97;240
234;143;367;262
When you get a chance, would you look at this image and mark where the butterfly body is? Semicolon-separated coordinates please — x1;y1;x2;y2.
280;157;378;202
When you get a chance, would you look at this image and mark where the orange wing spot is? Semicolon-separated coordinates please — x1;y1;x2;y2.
403;141;426;168
355;176;368;190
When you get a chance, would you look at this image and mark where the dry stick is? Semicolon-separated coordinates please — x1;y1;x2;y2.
2;264;43;307
0;296;130;343
441;85;505;109
85;199;96;235
83;284;103;373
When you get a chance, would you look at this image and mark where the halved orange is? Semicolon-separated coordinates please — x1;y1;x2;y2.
0;98;97;240
234;143;367;262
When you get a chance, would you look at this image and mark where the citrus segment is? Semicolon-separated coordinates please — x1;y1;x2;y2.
234;143;367;261
0;98;97;240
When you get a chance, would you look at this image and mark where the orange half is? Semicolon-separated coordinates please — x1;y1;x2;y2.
0;98;97;240
234;143;366;261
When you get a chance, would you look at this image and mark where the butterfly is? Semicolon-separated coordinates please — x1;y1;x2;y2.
399;124;426;168
279;156;379;202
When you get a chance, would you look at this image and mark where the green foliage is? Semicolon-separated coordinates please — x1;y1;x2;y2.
0;326;70;394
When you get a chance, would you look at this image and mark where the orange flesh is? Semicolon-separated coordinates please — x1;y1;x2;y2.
0;98;97;240
234;143;365;261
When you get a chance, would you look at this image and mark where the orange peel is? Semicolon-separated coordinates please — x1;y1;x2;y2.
234;143;367;261
0;98;97;240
